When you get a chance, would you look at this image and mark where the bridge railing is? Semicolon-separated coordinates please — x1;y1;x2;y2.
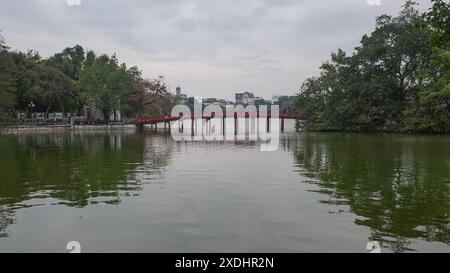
134;112;301;126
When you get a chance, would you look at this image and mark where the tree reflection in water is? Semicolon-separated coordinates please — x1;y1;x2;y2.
1;131;448;252
0;131;173;238
286;133;450;252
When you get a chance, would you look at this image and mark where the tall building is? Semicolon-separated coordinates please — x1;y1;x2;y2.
235;92;255;105
175;86;188;101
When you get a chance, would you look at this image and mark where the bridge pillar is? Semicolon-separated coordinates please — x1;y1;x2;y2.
222;116;225;135
281;118;285;133
208;118;212;135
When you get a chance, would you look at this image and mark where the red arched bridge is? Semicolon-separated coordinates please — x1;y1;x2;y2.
134;111;302;133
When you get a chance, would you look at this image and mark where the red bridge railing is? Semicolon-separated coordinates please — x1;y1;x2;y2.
134;112;300;126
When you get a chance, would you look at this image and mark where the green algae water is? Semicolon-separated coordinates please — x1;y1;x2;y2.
0;131;448;252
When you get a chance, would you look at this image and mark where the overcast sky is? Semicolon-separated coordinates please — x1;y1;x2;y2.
0;0;432;100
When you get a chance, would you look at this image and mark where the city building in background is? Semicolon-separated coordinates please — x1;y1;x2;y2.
235;92;255;105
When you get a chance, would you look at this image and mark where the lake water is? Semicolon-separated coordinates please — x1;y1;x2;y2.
0;128;449;253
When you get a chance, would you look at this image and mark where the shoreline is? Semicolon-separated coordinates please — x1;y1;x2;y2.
302;129;450;136
1;125;448;136
0;124;137;134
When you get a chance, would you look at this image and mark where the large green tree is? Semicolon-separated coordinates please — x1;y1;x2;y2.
80;54;140;121
47;45;85;81
26;63;77;116
297;1;449;133
0;33;17;114
403;0;450;133
10;50;41;112
0;50;17;113
46;45;87;113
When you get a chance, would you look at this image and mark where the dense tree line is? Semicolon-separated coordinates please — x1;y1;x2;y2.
297;0;449;133
0;37;173;122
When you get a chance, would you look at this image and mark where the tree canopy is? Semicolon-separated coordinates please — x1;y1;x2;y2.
0;35;174;122
79;54;141;121
297;0;450;133
0;49;17;113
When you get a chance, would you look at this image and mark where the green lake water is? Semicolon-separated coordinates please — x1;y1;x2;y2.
0;131;449;252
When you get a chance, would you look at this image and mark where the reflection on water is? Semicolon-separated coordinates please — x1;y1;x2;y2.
0;131;169;238
0;131;449;252
289;133;450;252
1;132;143;206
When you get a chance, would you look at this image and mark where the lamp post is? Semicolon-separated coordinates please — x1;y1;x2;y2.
28;101;36;120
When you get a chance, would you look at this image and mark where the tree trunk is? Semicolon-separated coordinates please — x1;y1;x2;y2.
46;105;52;121
103;108;110;122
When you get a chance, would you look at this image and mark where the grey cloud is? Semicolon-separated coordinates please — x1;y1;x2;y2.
0;0;432;99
